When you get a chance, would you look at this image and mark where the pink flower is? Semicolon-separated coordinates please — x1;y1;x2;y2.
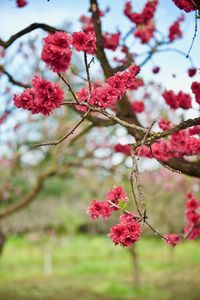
134;21;155;44
16;0;27;7
89;86;119;109
124;0;158;25
164;233;182;246
114;144;131;156
14;76;64;115
168;16;184;41
191;81;200;104
188;68;197;77
185;192;200;211
172;0;197;12
72;31;96;54
162;90;192;109
184;193;200;240
131;101;145;113
158;118;171;131
103;32;121;51
41;32;72;73
109;213;141;247
75;87;89;112
106;186;128;210
189;126;200;135
87;200;111;220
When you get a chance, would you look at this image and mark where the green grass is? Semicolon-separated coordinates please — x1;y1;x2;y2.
0;234;200;300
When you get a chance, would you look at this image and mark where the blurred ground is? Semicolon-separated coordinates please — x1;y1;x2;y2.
0;235;200;300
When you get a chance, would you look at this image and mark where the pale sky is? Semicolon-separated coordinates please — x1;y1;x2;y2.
0;0;199;92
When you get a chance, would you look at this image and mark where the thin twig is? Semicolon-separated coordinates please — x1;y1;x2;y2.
186;11;198;58
84;52;92;96
57;73;79;104
33;110;90;147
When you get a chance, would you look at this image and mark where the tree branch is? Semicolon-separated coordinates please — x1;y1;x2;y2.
0;65;31;88
0;23;62;49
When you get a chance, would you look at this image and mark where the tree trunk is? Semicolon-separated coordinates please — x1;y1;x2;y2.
0;229;6;257
128;245;140;287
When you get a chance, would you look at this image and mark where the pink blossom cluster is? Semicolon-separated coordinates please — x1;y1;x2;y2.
88;186;142;247
115;127;200;161
13;76;64;115
86;65;141;109
189;125;200;135
164;233;182;246
72;31;96;55
158;118;171;131
109;213;142;247
134;21;155;44
168;16;184;42
79;10;104;33
124;0;158;25
16;0;27;7
87;186;128;220
184;193;200;240
131;100;145;113
162;90;192;109
103;32;121;51
188;68;197;77
191;81;200;104
41;32;72;73
114;144;132;156
41;30;96;73
79;15;94;32
124;0;158;43
172;0;198;12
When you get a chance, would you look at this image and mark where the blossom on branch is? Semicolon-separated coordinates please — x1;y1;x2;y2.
172;0;198;12
191;81;200;104
16;0;27;8
109;213;142;247
164;233;182;246
14;76;64;115
41;32;72;73
72;31;96;54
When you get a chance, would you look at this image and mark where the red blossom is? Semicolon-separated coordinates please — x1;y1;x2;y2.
87;200;111;220
109;213;141;247
158;118;171;131
168;16;184;41
75;87;89;112
134;21;155;44
89;86;119;109
72;31;96;55
14;76;64;115
172;0;197;12
184;193;200;240
188;68;197;77
131;101;145;113
188;126;200;135
106;186;128;210
103;32;121;51
114;144;131;156
41;32;72;73
162;90;192;109
191;81;200;104
16;0;27;7
124;0;158;25
164;233;182;246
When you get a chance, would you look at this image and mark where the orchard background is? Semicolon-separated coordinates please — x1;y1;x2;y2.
0;0;200;299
